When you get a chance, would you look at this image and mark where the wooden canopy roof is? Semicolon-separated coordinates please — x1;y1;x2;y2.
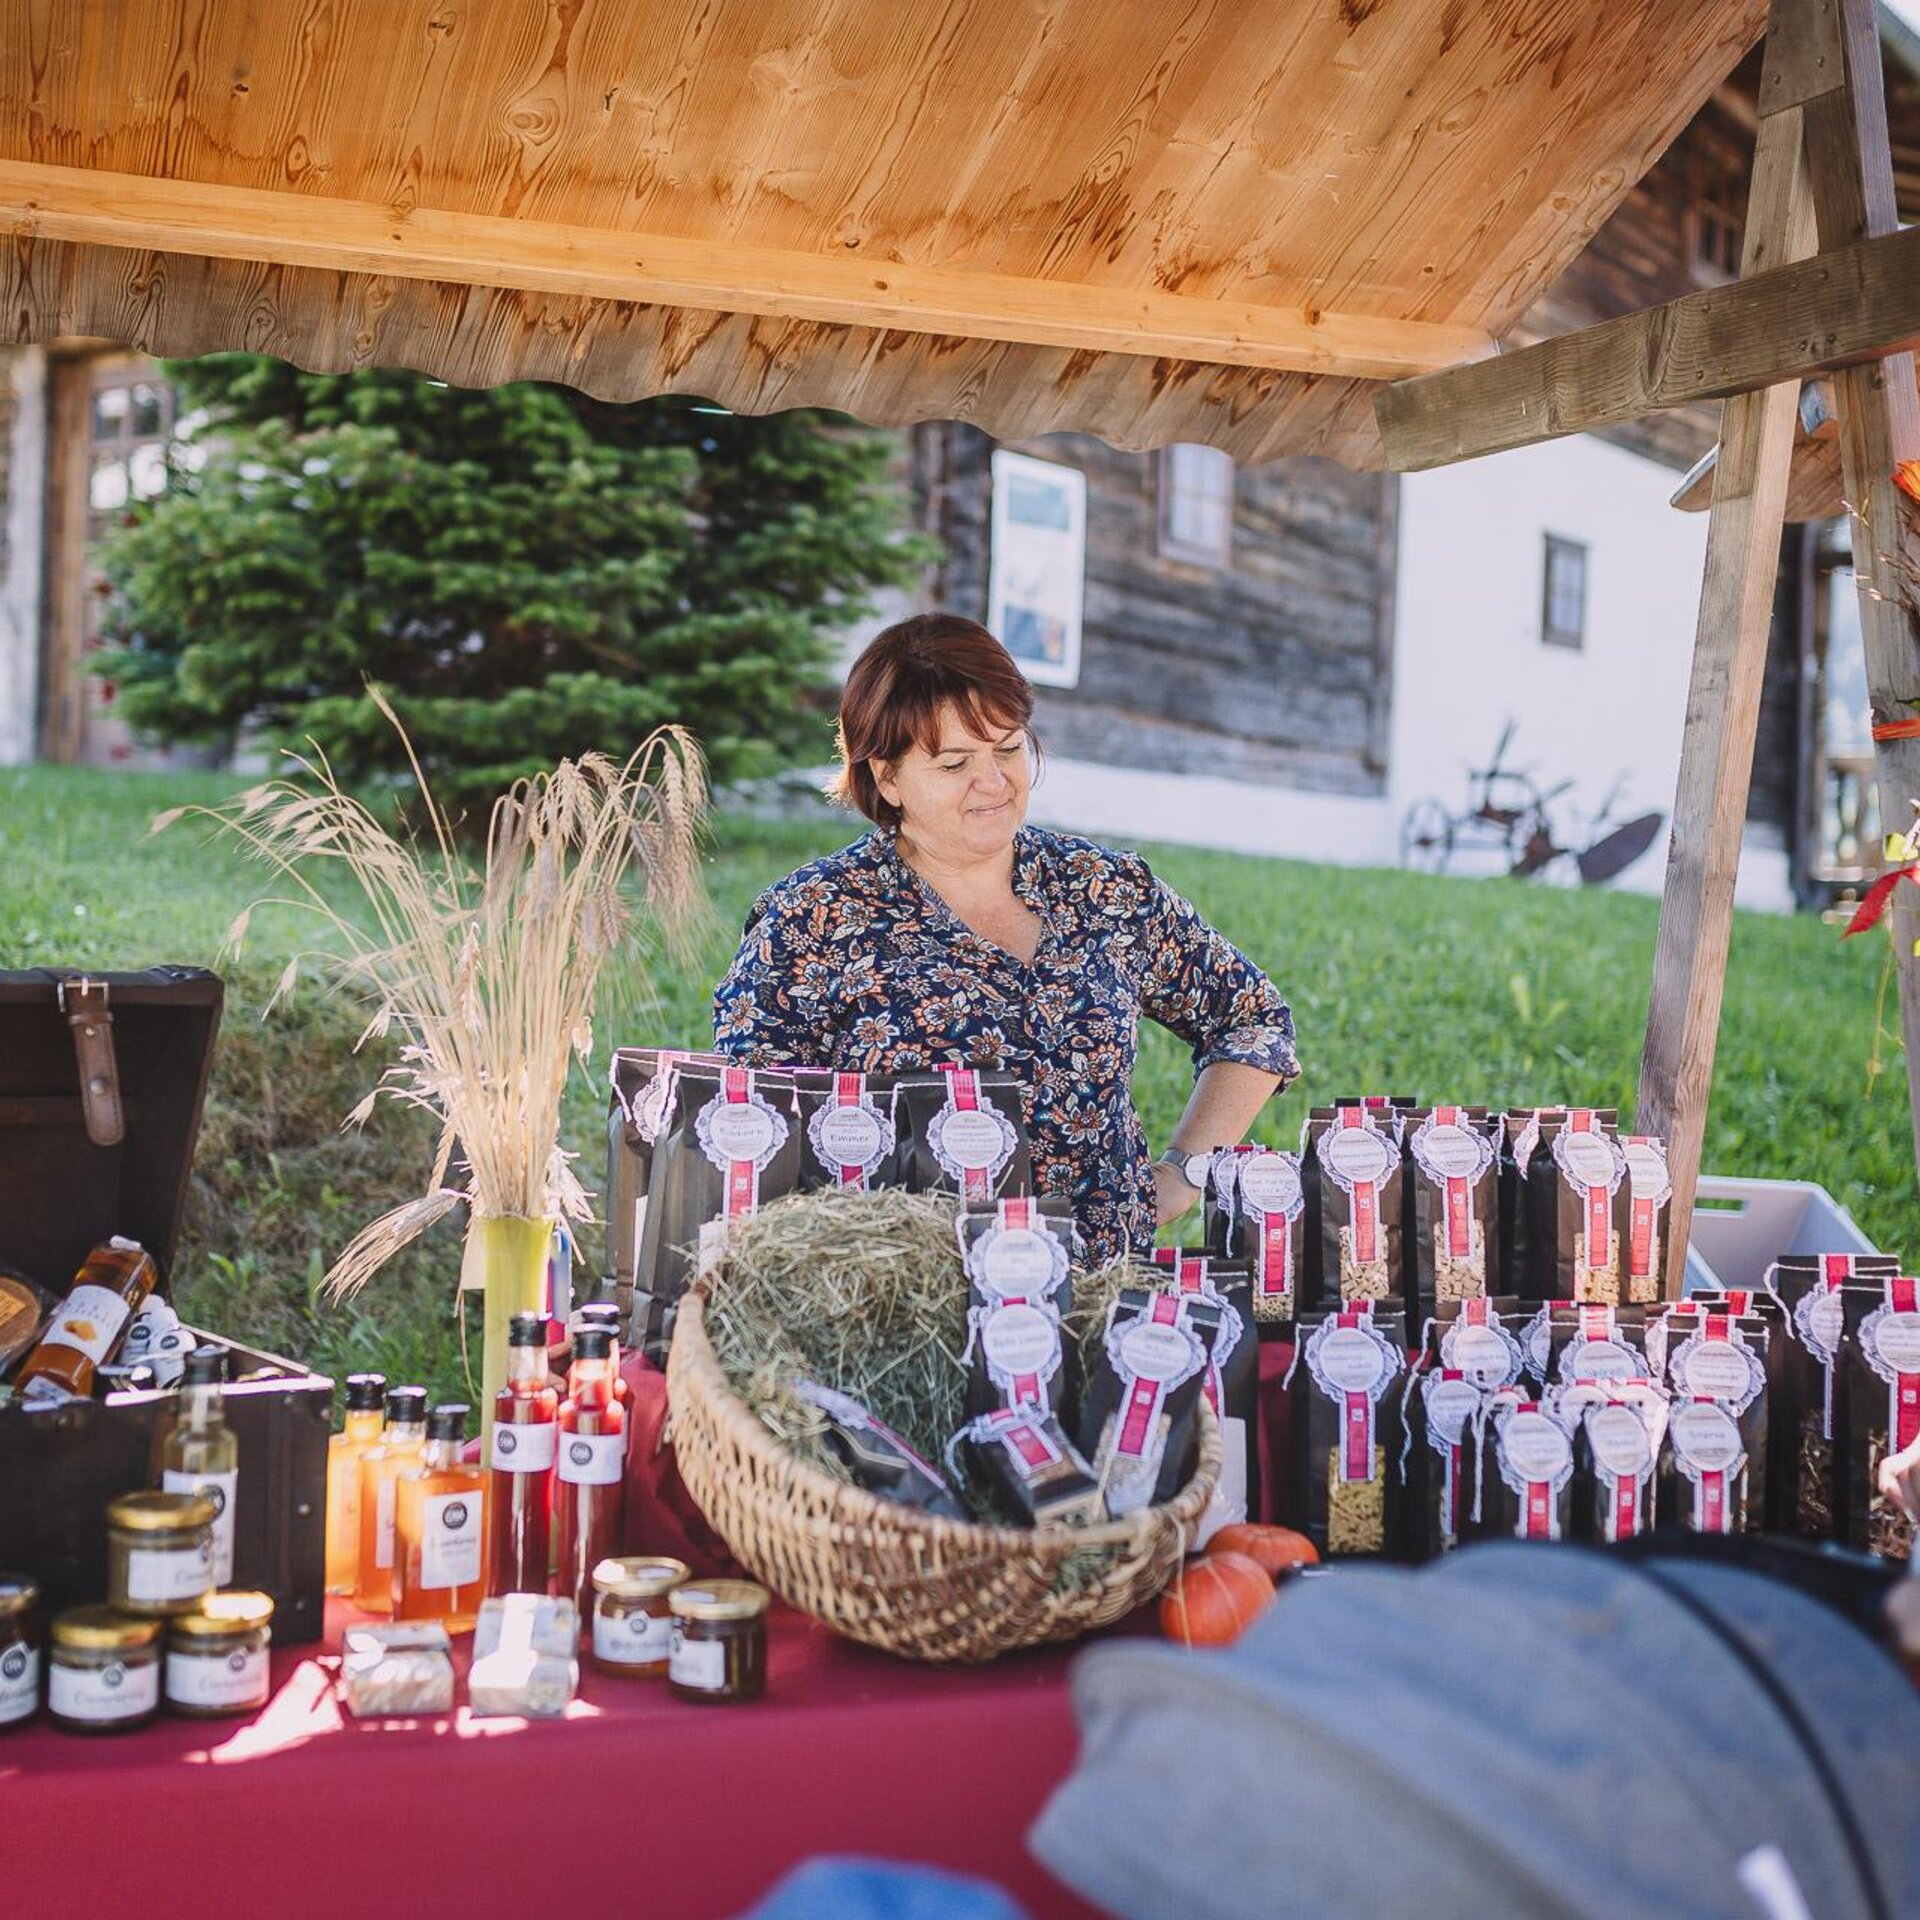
0;0;1765;465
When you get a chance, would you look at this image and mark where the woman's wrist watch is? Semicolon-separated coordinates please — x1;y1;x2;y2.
1154;1147;1212;1191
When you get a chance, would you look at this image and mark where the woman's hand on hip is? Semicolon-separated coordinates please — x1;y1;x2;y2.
1151;1159;1200;1234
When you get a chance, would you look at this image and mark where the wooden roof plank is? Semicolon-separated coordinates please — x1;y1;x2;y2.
0;156;1492;377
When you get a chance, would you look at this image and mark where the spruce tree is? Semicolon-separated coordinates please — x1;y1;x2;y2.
96;357;929;810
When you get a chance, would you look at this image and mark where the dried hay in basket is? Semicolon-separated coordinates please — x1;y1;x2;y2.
667;1191;1218;1662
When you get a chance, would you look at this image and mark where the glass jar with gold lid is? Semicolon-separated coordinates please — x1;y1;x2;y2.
107;1489;217;1616
166;1590;274;1719
0;1576;42;1731
49;1607;163;1734
667;1579;769;1703
591;1556;687;1676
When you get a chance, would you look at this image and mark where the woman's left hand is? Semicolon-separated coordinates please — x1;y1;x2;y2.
1151;1159;1201;1234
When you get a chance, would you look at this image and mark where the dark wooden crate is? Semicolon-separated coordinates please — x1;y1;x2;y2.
0;968;333;1642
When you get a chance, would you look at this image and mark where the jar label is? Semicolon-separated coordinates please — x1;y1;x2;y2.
419;1490;484;1590
38;1283;133;1366
594;1607;671;1666
491;1420;559;1473
50;1654;159;1722
166;1645;269;1711
375;1473;398;1570
669;1626;727;1693
558;1429;626;1487
126;1538;215;1605
164;1467;238;1586
0;1644;39;1725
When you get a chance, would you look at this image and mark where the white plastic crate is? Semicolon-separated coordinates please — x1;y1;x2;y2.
1683;1176;1880;1293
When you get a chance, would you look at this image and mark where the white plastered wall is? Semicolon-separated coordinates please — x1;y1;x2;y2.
0;346;48;767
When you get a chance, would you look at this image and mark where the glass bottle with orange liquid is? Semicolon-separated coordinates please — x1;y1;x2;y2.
354;1386;427;1613
487;1314;557;1597
553;1327;627;1614
13;1238;156;1398
571;1304;634;1451
393;1404;487;1633
324;1373;387;1596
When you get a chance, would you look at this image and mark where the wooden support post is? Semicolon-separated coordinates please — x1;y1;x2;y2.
1636;6;1816;1293
1801;0;1920;1191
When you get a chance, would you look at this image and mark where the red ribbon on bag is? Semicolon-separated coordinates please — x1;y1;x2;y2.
1116;1294;1183;1458
1337;1305;1375;1482
834;1072;869;1189
1891;1277;1920;1452
1567;1109;1611;1266
1431;1106;1473;1259
1337;1108;1381;1266
722;1067;759;1218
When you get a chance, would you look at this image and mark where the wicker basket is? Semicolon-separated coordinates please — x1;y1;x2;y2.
666;1290;1222;1664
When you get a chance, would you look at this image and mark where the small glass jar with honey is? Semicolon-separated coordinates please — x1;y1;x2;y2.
166;1591;274;1718
667;1580;769;1704
48;1607;163;1734
106;1490;217;1617
591;1557;687;1676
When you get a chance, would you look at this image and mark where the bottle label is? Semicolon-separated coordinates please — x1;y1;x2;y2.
669;1626;727;1692
419;1490;484;1590
0;1643;40;1725
594;1608;671;1666
50;1655;159;1722
164;1468;239;1586
375;1474;398;1571
38;1283;133;1366
126;1539;214;1604
166;1645;269;1711
491;1420;558;1473
558;1430;625;1487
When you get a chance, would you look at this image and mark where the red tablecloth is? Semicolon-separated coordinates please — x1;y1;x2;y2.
5;1600;1108;1920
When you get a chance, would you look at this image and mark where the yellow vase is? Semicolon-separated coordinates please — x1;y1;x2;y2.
464;1213;551;1452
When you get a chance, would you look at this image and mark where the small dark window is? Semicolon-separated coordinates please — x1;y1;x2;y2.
1158;443;1234;565
1688;125;1748;283
1542;534;1588;650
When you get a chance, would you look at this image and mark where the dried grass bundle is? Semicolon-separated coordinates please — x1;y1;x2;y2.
704;1190;970;1478
156;690;706;1296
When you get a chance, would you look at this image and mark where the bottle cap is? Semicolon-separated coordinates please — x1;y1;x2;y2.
575;1302;620;1326
425;1403;469;1442
345;1372;388;1412
572;1327;613;1360
508;1313;547;1347
181;1345;229;1387
386;1385;429;1422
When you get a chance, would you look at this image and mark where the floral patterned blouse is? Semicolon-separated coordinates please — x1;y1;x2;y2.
711;824;1299;1262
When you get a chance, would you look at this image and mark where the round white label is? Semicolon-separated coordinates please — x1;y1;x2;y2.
1236;1152;1302;1217
1681;1341;1757;1402
1873;1310;1920;1372
594;1608;671;1666
1117;1319;1197;1384
1418;1124;1486;1179
1564;1338;1639;1383
814;1103;884;1167
50;1656;159;1722
166;1645;269;1712
1586;1403;1653;1477
977;1227;1061;1298
1558;1133;1619;1188
981;1302;1059;1377
1552;1382;1607;1426
1670;1401;1743;1472
1623;1140;1671;1202
705;1100;777;1163
938;1107;1011;1173
1315;1325;1388;1396
1321;1127;1396;1186
1423;1376;1482;1447
1524;1316;1551;1377
1802;1290;1845;1359
1447;1324;1516;1387
1501;1411;1572;1482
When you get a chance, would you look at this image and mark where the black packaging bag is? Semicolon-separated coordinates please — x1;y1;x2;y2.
1473;1399;1576;1544
1426;1295;1528;1392
1204;1144;1304;1333
1534;1109;1628;1304
1573;1390;1665;1545
1406;1106;1500;1315
1290;1301;1407;1559
794;1067;902;1194
1658;1394;1753;1535
0;968;331;1641
1150;1251;1259;1539
1648;1301;1770;1531
893;1068;1031;1204
1841;1274;1920;1560
1403;1365;1487;1560
1077;1289;1208;1517
1310;1105;1406;1310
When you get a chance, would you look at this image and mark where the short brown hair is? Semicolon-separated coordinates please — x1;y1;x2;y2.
830;614;1037;828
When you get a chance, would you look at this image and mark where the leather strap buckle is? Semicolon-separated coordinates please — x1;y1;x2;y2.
59;975;125;1148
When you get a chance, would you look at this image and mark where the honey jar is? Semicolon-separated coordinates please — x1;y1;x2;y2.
48;1607;163;1734
667;1579;769;1704
106;1489;217;1617
165;1591;274;1718
591;1556;687;1676
0;1576;42;1731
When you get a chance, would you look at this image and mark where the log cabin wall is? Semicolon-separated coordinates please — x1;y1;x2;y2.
914;422;1394;797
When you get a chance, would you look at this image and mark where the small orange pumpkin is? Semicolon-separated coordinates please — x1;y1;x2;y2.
1206;1523;1320;1583
1158;1550;1274;1648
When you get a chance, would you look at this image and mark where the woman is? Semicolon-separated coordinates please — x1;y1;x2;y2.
712;613;1299;1261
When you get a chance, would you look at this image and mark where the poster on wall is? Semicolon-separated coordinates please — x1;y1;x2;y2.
987;450;1086;689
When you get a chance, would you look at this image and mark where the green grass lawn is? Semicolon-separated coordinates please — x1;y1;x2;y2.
3;761;1911;1407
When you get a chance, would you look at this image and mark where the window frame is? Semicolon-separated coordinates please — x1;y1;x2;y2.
1156;442;1235;568
1541;532;1589;651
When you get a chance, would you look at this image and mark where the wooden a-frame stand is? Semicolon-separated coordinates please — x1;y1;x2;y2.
1639;0;1920;1291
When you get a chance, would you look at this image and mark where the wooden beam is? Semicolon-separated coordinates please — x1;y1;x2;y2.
1373;189;1920;470
1806;0;1920;1190
1636;24;1816;1294
0;158;1491;383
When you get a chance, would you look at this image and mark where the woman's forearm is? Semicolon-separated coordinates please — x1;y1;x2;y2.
1169;1060;1285;1155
